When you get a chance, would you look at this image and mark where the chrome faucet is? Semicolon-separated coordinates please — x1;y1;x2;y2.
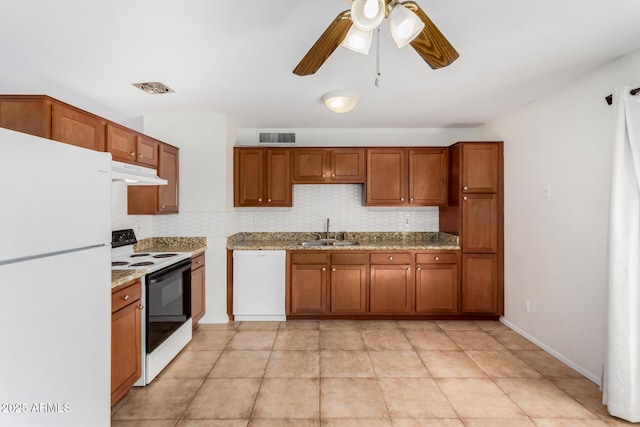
326;218;330;239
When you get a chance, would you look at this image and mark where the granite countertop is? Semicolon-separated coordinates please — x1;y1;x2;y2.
111;270;146;290
112;236;208;289
227;232;460;251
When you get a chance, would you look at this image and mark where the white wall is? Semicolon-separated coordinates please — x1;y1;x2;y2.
142;112;233;323
477;47;640;384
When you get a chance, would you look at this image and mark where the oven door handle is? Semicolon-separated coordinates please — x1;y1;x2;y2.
147;259;192;285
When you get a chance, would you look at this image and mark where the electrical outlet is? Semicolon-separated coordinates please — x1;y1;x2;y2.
404;217;410;225
523;298;531;312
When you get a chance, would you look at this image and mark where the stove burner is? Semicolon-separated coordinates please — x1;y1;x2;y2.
153;253;178;258
130;261;155;267
131;253;150;258
112;261;129;266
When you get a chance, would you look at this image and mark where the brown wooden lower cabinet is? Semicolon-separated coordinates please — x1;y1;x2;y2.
289;252;330;314
111;279;142;407
191;253;206;327
282;249;500;319
461;253;498;314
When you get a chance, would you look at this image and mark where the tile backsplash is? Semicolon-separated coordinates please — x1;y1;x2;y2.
113;183;439;238
236;185;439;233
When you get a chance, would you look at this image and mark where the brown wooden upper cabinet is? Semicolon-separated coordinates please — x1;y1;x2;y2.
128;143;180;214
365;148;447;206
293;148;365;183
461;143;500;193
107;124;159;168
0;95;106;151
234;147;292;207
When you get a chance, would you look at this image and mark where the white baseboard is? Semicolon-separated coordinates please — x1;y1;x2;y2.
500;316;601;386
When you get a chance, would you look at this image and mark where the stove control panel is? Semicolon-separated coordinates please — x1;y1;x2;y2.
112;229;137;248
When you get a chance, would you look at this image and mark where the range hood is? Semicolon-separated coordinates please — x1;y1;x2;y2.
111;161;167;186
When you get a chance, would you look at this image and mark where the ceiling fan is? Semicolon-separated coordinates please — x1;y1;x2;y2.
293;0;459;76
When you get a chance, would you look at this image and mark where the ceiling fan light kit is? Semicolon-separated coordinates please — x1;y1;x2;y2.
342;25;373;55
322;90;361;113
387;2;425;47
350;0;385;30
293;0;459;76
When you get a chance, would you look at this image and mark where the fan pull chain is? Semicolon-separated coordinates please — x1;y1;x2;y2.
375;27;381;87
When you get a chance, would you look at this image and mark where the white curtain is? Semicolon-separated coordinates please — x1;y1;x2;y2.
603;87;640;422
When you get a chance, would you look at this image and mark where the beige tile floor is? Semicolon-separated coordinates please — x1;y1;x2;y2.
111;320;634;427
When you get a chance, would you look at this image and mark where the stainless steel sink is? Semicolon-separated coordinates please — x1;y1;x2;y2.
299;240;359;247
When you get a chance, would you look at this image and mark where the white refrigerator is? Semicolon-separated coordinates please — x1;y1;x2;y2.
0;128;112;427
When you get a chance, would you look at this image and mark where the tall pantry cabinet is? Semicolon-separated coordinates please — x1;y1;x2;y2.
439;142;504;315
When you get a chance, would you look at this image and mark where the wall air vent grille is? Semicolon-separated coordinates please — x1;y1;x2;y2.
258;132;296;144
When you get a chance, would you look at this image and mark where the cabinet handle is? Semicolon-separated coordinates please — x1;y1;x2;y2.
161;205;166;208
123;295;129;301
130;151;135;156
268;198;272;202
434;256;439;261
138;153;143;158
407;267;411;271
322;174;326;178
332;268;336;271
400;198;405;202
388;256;393;261
138;304;144;310
463;197;468;201
410;198;414;202
258;198;262;202
191;275;194;279
417;267;421;271
463;186;468;190
322;267;326;271
332;174;336;177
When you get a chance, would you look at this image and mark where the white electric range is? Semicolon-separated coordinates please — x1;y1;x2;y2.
111;229;193;386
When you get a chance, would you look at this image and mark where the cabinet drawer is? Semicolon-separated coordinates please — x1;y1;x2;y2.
331;253;368;265
370;253;412;265
416;252;458;264
192;253;205;269
112;280;141;313
290;252;328;264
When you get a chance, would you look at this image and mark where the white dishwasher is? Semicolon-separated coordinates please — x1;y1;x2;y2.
233;250;287;321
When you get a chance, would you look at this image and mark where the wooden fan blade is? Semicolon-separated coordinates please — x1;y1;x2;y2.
293;10;352;76
403;1;459;69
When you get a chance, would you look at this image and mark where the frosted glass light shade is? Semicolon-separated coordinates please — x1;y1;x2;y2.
388;3;425;47
322;90;361;114
350;0;385;30
342;25;373;55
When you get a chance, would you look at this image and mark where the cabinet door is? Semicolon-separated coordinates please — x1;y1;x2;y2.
290;263;329;314
266;149;292;206
461;254;498;314
331;264;367;314
293;149;328;183
106;123;137;163
137;135;159;167
111;301;141;406
369;264;413;313
234;148;265;206
462;143;499;193
409;148;448;206
0;96;51;138
416;264;459;313
462;193;498;253
157;143;179;213
51;102;105;151
366;149;407;206
331;149;365;183
191;264;206;326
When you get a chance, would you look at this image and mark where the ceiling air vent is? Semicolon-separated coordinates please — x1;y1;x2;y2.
132;82;175;94
258;132;296;144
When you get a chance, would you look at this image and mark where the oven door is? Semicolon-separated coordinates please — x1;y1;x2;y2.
146;258;192;353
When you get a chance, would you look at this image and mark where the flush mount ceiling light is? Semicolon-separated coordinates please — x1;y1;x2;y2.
293;0;459;76
132;82;175;94
322;90;361;114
